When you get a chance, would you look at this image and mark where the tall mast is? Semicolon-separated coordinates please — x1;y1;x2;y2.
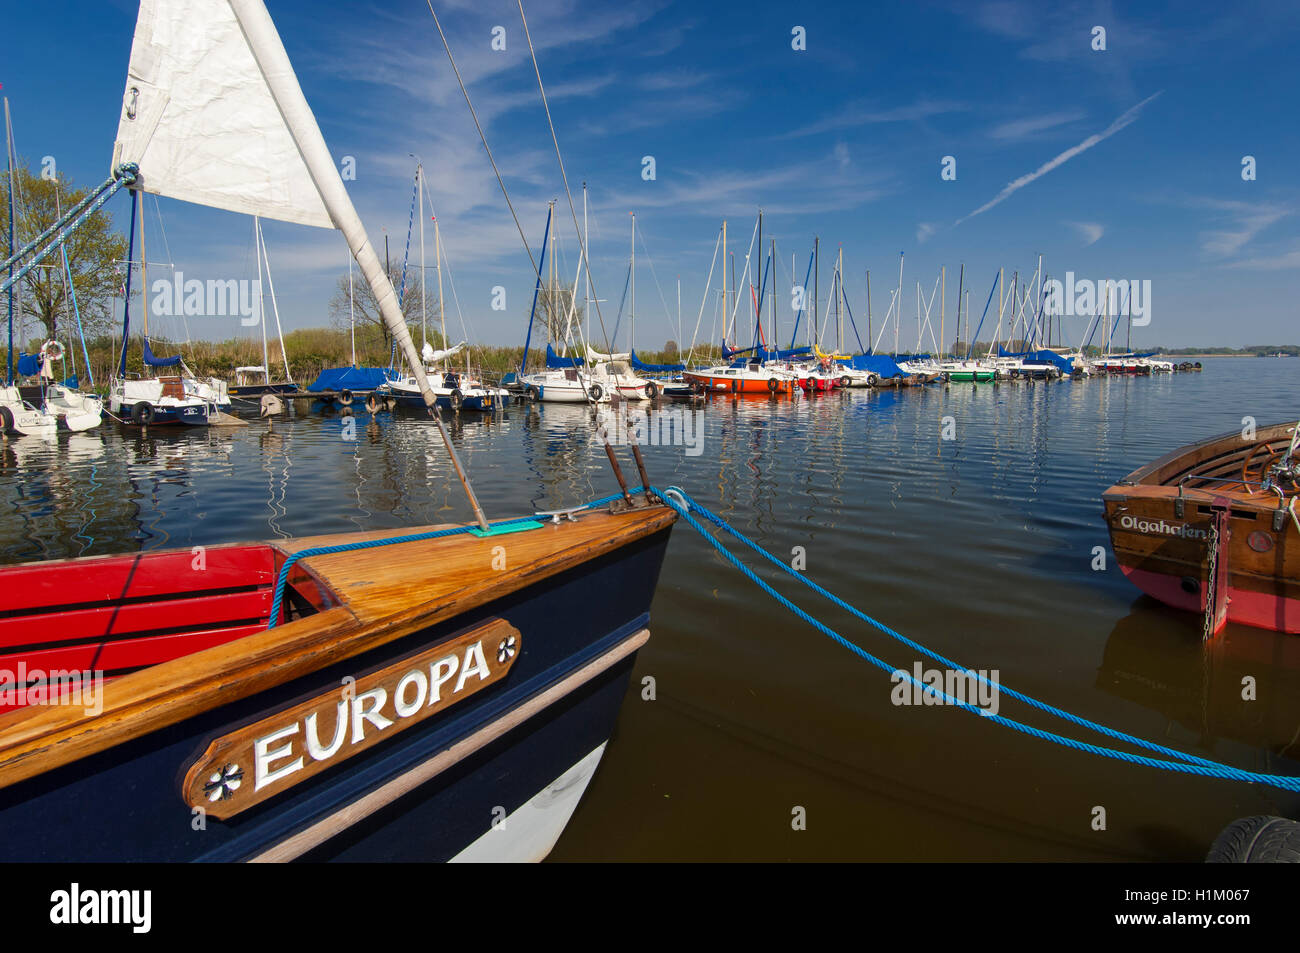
255;216;269;376
721;219;727;347
770;237;777;351
257;218;291;382
347;248;355;366
813;236;819;349
866;269;872;353
755;210;761;349
435;214;445;368
940;266;946;360
895;252;903;357
583;183;591;347
836;245;844;353
4;97;15;386
139;186;149;339
992;267;1003;358
630;211;635;353
418;164;426;349
954;264;964;358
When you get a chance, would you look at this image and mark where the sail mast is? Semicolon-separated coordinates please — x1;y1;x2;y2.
4;97;15;385
139;186;149;339
419;164;426;350
227;0;486;528
257;218;291;382
940;266;946;360
435;215;446;369
255;216;269;377
630;211;635;354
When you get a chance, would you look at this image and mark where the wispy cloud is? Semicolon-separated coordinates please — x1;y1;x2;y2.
916;223;937;244
1225;245;1300;270
1066;221;1104;245
955;92;1162;226
1194;199;1291;257
989;110;1084;141
781;98;966;139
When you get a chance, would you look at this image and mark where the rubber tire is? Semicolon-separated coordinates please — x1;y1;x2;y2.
588;383;604;402
1207;816;1300;863
0;406;13;433
645;381;659;399
450;388;463;411
767;377;779;393
839;375;851;389
525;385;540;402
365;394;380;413
338;389;354;406
132;401;154;425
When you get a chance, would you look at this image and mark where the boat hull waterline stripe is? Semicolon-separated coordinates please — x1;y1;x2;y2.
651;485;1300;793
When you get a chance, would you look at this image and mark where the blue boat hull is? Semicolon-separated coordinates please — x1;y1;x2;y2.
0;525;669;862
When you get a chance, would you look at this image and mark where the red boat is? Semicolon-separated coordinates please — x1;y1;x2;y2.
682;362;794;395
1103;422;1299;635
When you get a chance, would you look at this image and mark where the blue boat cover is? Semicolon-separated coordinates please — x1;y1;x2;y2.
546;344;584;369
998;347;1074;372
63;374;78;389
756;345;811;361
840;353;907;378
630;349;685;373
306;366;395;392
722;342;757;359
16;353;41;377
143;339;182;367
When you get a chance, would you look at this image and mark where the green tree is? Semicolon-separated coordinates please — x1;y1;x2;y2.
1;160;130;344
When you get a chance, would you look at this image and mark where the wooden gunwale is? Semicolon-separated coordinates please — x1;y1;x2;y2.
1114;422;1296;490
0;505;675;792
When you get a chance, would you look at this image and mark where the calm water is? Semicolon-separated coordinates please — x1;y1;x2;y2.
3;357;1298;860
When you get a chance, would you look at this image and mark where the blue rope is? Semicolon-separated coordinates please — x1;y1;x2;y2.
266;489;633;627
649;484;1300;793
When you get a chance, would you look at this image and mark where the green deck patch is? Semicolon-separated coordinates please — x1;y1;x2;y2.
468;519;546;538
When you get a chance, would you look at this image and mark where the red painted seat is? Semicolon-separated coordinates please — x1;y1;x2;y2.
0;545;279;710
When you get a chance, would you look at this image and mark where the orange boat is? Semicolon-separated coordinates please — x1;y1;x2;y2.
682;361;795;395
1103;421;1299;635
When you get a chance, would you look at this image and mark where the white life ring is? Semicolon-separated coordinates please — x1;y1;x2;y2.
40;340;65;362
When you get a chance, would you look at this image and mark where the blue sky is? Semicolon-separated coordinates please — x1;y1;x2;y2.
5;0;1299;349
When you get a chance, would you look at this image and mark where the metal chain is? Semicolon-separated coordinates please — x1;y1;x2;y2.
1202;519;1219;642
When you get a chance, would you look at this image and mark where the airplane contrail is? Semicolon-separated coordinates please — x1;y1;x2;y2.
954;91;1163;226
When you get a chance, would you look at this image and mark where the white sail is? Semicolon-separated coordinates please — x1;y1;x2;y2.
586;346;631;363
111;0;332;229
423;340;466;364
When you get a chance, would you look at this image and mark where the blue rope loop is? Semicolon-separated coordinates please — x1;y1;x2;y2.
648;484;1300;794
266;489;636;627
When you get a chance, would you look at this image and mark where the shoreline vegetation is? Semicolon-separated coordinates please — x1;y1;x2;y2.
22;326;1297;396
